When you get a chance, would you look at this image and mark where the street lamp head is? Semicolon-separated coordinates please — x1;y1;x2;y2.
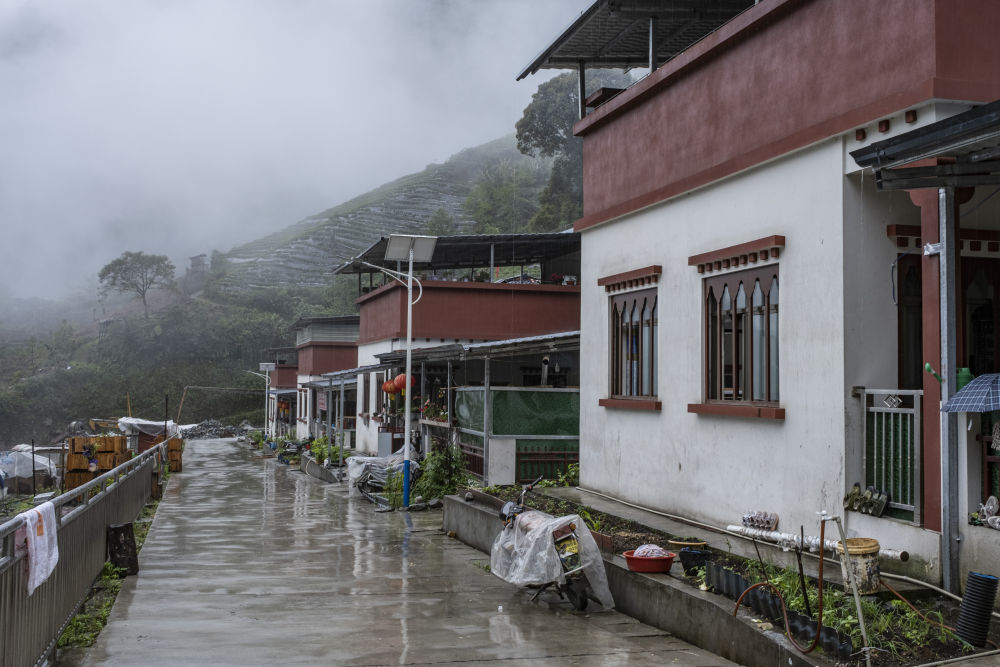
385;234;437;263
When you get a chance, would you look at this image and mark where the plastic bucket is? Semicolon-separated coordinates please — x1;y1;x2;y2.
836;538;880;595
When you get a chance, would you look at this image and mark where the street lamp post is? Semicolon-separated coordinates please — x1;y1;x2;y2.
382;234;437;507
258;363;275;437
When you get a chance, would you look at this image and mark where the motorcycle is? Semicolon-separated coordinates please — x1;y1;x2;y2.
490;476;614;611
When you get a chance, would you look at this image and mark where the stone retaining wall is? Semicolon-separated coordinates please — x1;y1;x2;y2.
442;494;832;667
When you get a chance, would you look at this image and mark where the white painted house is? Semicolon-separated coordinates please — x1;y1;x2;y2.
520;0;1000;589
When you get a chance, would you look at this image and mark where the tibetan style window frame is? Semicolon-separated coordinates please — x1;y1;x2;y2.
705;266;779;399
692;265;782;419
602;286;660;410
687;236;784;420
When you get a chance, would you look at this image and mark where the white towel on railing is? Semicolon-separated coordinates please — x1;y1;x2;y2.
15;501;59;595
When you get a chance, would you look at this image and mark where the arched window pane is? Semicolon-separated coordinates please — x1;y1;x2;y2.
707;288;718;399
752;280;766;400
735;284;747;400
629;302;639;395
642;299;651;394
651;297;658;396
721;286;733;399
769;276;779;401
618;308;628;394
611;304;620;394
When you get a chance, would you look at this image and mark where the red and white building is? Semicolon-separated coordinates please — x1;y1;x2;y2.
522;0;1000;589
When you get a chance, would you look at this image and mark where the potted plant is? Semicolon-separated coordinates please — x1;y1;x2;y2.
677;547;710;576
667;536;707;551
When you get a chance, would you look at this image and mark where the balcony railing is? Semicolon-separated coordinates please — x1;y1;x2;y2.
861;388;922;523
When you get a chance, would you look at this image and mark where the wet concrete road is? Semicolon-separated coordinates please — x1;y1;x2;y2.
84;439;737;666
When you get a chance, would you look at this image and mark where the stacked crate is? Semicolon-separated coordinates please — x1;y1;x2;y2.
167;437;184;472
64;436;131;490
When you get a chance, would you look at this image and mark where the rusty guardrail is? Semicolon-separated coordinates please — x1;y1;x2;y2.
0;440;168;667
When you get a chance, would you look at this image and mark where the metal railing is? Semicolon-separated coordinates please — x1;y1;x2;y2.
861;388;922;523
0;441;167;667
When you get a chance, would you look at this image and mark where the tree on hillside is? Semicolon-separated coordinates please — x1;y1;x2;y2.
98;251;175;319
463;160;545;235
425;208;457;236
516;70;633;231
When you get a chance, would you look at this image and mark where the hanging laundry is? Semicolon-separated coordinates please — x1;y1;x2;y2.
18;501;60;595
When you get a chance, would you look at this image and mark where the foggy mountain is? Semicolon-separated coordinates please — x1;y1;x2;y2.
211;135;549;293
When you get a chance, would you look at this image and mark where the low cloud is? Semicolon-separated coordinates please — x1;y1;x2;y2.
0;0;585;298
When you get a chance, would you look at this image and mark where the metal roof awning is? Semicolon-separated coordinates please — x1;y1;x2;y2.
319;363;391;383
850;99;1000;191
269;388;297;396
517;0;754;80
332;233;580;276
375;331;581;365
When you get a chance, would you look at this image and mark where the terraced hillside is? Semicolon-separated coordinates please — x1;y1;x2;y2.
214;135;549;292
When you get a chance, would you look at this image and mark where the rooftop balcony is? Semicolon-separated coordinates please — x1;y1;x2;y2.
357;280;580;345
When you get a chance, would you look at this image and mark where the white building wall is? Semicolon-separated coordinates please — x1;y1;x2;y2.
840;171;921;492
580;139;849;533
295;373;330;440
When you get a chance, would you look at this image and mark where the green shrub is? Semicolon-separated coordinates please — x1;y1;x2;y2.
413;442;470;500
384;470;404;508
311;440;328;463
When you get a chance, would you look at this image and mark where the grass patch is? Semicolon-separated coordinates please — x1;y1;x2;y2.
57;562;125;648
57;498;160;649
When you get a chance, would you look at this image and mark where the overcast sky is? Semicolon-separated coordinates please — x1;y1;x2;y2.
0;0;587;299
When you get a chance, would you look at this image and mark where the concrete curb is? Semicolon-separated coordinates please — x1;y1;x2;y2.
299;455;342;483
443;494;834;667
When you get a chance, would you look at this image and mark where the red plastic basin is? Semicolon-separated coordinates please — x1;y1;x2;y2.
622;550;676;573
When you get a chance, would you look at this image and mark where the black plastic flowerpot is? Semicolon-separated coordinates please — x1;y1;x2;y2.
736;575;751;605
837;634;854;660
764;592;781;621
706;562;720;592
724;571;741;601
956;572;999;647
819;625;840;655
787;611;805;637
726;570;740;600
749;587;765;615
678;548;710;576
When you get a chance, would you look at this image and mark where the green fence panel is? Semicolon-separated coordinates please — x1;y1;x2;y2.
491;390;579;436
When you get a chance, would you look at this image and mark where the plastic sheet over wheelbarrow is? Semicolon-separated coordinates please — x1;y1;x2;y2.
490;510;614;609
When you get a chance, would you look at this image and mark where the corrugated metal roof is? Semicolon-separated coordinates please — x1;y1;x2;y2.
517;0;755;80
375;331;580;364
851;99;1000;190
318;363;391;382
332;232;580;276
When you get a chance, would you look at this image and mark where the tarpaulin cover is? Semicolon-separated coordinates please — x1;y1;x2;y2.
117;417;179;439
346;452;419;487
454;390;484;432
490;510;613;609
0;450;57;478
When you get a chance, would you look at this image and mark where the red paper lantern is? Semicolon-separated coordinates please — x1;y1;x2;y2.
394;373;413;391
382;380;395;394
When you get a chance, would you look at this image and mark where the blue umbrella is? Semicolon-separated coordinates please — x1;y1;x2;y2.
941;373;1000;413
